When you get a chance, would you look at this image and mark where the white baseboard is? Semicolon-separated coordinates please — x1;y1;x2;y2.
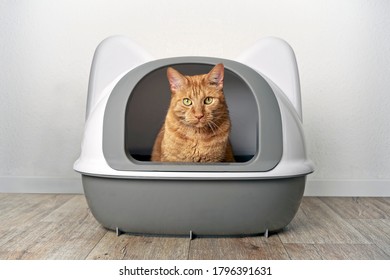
0;177;389;197
305;179;390;197
0;177;84;194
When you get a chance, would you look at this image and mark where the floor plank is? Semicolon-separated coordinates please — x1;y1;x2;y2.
0;194;73;230
1;194;390;260
320;197;390;219
0;195;106;259
87;232;190;260
346;219;390;257
282;244;323;260
284;243;389;260
278;197;370;244
188;235;290;260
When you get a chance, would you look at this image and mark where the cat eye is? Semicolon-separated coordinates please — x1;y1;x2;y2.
204;97;214;105
183;98;192;106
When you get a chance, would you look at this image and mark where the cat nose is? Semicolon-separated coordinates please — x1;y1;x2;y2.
195;113;204;120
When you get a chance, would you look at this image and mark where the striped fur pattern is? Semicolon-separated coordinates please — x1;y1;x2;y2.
151;64;234;162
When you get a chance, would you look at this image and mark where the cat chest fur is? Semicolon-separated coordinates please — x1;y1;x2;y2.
161;128;229;162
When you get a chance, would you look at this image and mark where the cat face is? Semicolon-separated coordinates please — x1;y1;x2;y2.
167;64;228;130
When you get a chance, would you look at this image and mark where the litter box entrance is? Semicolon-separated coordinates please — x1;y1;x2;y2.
125;64;258;163
103;57;283;172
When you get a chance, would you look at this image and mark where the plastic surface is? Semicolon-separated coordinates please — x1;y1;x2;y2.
83;174;306;236
74;36;314;236
237;37;302;120
103;57;283;172
74;36;314;178
86;36;153;119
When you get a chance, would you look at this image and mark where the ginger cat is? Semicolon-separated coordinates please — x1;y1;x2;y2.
151;63;234;162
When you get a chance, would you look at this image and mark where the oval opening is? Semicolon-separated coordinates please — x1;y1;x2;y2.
125;63;258;163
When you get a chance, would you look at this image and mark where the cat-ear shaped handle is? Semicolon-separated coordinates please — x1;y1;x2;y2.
86;36;153;119
237;37;302;120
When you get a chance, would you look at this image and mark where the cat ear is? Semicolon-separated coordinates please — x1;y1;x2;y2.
207;63;224;90
167;67;186;92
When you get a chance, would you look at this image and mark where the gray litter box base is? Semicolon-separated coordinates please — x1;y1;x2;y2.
82;175;306;236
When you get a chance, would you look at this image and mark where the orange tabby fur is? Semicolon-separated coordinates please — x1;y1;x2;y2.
151;63;234;162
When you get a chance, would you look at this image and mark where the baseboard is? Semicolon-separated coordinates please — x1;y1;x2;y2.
0;177;389;196
0;177;83;194
305;179;390;197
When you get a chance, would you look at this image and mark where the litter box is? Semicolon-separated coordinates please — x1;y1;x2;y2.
74;36;314;237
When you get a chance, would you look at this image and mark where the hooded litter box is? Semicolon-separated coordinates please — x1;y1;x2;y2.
74;36;314;237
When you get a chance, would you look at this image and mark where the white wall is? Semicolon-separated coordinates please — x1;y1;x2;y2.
1;0;389;195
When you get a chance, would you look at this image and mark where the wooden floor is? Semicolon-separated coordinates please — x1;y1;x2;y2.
0;194;389;260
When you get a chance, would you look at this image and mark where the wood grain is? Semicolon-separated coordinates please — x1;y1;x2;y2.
1;194;390;260
0;194;72;230
284;243;389;260
87;232;190;260
188;235;290;260
346;219;390;256
320;197;390;219
279;197;370;244
0;195;106;259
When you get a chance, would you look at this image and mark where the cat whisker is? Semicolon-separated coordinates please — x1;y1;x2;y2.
207;120;220;135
